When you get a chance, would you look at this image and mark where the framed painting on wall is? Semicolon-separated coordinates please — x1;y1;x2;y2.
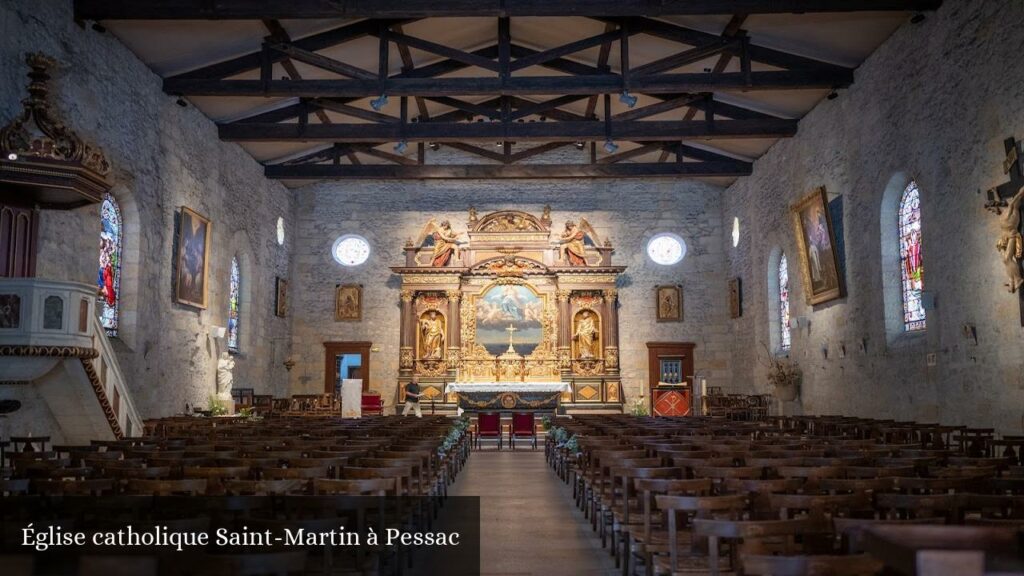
335;284;362;321
655;285;682;322
791;186;845;305
275;277;288;317
174;206;211;309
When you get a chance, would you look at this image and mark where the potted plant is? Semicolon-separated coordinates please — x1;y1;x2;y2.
762;344;802;402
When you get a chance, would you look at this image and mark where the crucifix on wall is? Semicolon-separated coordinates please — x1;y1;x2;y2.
983;136;1024;325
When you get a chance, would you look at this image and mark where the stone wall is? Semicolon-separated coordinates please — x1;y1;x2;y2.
0;0;294;417
288;169;732;412
723;0;1024;433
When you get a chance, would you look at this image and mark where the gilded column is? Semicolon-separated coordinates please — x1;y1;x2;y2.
603;288;619;374
446;290;462;373
556;289;572;372
399;289;415;372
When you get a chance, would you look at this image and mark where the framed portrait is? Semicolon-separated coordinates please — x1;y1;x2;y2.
655;285;682;322
335;284;362;321
174;206;211;309
791;186;845;305
728;277;742;319
275;277;288;318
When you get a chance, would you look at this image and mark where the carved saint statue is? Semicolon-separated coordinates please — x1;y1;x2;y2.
420;310;445;359
573;310;599;359
559;220;588;266
430;220;462;267
216;351;235;400
990;185;1024;292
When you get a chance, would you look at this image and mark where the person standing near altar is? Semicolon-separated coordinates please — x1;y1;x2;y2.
403;377;423;417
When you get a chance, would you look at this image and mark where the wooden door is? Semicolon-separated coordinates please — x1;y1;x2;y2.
0;204;38;277
324;341;372;394
645;342;695;417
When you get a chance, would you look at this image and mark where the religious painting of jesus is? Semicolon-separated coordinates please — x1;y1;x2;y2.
791;187;844;305
174;206;211;309
335;284;361;321
655;285;682;322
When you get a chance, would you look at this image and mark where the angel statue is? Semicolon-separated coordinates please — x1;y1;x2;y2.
428;220;463;267
989;185;1024;292
558;220;588;266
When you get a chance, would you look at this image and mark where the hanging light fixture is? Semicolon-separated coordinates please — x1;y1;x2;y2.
603;139;619;153
370;93;389;111
619;90;637;108
393;140;408;153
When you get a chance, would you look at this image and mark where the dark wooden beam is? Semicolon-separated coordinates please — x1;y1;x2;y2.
168;19;411;80
219;118;798;142
313;99;400;123
508;142;576;163
443;142;508;163
77;1;943;20
612;94;703;121
265;160;752;179
509;29;626;72
510;95;590;121
167;69;852;98
386;31;500;72
610;16;854;73
597;143;664;164
265;41;377;80
630;38;738;77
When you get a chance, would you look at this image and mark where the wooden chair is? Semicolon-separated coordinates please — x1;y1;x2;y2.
741;553;883;576
476;412;502;450
510;412;537;450
692;518;830;576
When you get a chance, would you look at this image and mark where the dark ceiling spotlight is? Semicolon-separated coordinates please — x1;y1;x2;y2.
429;142;440;151
910;13;926;24
574;141;586;150
703;67;712;73
538;115;547;122
91;22;106;33
827;91;839;100
176;97;188;107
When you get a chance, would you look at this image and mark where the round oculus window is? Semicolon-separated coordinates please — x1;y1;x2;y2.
646;233;686;265
332;234;370;266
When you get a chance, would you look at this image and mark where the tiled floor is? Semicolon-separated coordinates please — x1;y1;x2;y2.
448;447;618;576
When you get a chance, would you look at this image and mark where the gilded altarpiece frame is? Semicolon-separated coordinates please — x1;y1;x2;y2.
391;208;626;410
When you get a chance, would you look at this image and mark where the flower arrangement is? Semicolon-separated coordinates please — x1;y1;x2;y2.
207;395;229;417
761;343;801;399
550;426;581;455
541;415;553;431
437;417;471;457
629;396;649;417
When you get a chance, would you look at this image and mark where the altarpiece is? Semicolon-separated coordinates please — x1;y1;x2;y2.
391;208;625;411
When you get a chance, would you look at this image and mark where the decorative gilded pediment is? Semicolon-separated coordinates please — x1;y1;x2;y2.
470;254;549;277
471;208;550;233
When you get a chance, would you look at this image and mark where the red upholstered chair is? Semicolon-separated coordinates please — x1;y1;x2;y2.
360;393;383;416
511;412;537;450
477;412;502;450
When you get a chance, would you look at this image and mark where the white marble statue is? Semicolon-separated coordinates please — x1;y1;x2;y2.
216;352;235;411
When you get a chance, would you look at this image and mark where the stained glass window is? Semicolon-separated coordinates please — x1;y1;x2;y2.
97;193;122;336
227;257;240;353
899;181;925;331
779;253;791;351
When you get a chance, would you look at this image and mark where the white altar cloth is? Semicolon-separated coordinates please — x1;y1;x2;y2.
446;382;570;393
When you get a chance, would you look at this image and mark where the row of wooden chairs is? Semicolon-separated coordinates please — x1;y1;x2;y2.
1;414;472;575
546;414;1024;576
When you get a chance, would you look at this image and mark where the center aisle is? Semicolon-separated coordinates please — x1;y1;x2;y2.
448;449;617;576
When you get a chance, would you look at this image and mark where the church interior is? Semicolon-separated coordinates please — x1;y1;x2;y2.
1;1;1023;574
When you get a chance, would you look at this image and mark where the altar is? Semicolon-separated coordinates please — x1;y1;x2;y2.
447;382;570;412
391;208;626;412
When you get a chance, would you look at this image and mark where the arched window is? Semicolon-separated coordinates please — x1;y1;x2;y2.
779;253;791;351
97;193;122;336
899;181;925;331
227;256;240;353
